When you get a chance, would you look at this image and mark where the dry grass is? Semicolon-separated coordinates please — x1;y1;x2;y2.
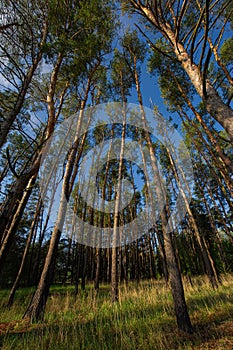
0;274;233;349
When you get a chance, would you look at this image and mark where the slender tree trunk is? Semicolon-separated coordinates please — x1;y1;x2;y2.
7;198;42;307
0;173;37;272
23;69;93;319
133;55;193;333
81;246;89;290
148;232;155;279
62;237;72;285
94;248;102;291
111;112;126;302
166;146;219;289
75;243;83;295
0;53;64;269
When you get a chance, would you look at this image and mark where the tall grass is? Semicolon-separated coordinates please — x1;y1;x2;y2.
0;275;233;349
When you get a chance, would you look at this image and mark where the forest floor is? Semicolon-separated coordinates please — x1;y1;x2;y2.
0;274;233;349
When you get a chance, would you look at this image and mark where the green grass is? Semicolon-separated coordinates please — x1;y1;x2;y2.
0;275;233;349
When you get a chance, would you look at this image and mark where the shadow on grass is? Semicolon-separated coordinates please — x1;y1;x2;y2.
0;299;233;350
0;280;233;350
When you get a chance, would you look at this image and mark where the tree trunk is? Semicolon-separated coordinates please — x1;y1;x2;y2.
0;173;37;272
23;70;92;319
133;54;193;333
166;146;219;289
7;198;42;307
94;248;102;291
0;53;64;270
163;230;193;333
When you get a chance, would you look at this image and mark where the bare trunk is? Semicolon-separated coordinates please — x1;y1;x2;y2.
111;71;127;302
7;198;42;307
0;53;64;270
94;248;102;291
0;174;37;271
111;120;126;301
166;146;219;289
23;71;92;319
133;56;193;333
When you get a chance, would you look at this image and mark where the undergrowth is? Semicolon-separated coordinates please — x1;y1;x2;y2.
0;274;233;349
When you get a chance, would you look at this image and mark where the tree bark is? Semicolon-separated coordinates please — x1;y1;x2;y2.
0;53;64;269
7;198;42;307
0;173;37;271
23;74;92;319
133;50;193;333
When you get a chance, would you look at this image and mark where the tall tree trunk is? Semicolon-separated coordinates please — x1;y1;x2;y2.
7;198;42;307
111;109;126;302
0;173;37;272
62;237;72;285
148;232;155;279
166;145;219;289
133;54;193;333
23;69;93;319
94;248;102;291
0;53;64;269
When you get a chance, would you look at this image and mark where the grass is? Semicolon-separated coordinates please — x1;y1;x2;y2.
0;275;233;349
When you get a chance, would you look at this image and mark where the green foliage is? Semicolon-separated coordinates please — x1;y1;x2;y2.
220;37;233;65
121;30;147;64
111;48;134;99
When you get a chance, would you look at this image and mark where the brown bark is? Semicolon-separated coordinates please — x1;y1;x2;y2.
23;71;93;320
132;50;193;333
7;198;42;307
0;173;37;271
166;146;219;289
0;53;64;268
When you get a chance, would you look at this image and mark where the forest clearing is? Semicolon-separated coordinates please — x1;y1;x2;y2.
0;275;233;350
0;0;232;348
